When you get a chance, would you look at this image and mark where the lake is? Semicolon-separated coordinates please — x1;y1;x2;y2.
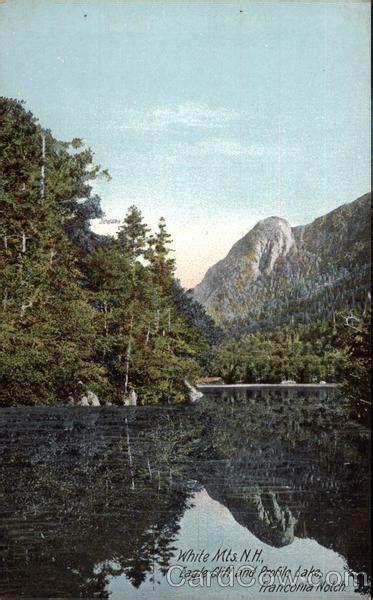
0;388;370;599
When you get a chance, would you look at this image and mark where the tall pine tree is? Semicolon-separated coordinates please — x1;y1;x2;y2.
0;98;106;405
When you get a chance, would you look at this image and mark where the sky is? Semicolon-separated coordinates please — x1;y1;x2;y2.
0;0;370;288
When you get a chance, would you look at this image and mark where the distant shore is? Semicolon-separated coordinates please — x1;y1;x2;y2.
197;383;341;389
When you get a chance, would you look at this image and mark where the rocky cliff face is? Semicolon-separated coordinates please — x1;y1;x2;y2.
193;193;371;326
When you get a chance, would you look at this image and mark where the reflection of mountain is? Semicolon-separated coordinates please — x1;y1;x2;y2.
206;480;298;548
203;443;300;548
0;392;370;596
200;443;370;589
193;390;371;592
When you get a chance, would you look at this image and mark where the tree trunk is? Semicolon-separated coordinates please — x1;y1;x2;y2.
147;457;152;480
49;248;56;267
3;288;8;310
125;416;135;491
145;322;151;344
155;308;160;333
41;133;46;200
124;313;134;395
103;300;108;335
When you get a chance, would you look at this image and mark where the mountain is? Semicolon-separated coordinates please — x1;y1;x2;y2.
193;193;371;328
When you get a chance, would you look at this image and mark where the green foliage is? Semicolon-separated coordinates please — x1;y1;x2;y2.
0;98;107;405
213;319;346;384
84;208;203;404
0;97;204;406
172;281;223;371
213;308;371;423
334;308;371;425
1;96;369;413
117;205;149;261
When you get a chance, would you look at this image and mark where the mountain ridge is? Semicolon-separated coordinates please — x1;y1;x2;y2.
193;193;371;328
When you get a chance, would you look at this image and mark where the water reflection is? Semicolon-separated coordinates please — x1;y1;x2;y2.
108;489;362;600
0;388;370;598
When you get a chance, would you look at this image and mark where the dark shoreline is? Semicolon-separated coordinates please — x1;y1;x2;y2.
0;383;343;410
198;383;341;389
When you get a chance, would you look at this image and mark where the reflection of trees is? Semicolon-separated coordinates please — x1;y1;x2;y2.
0;407;201;597
0;393;370;596
193;389;371;593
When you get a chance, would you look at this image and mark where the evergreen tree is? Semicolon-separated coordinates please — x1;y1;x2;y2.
139;217;201;403
85;213;203;404
147;217;175;291
116;206;152;397
117;205;149;261
0;98;105;405
335;308;371;424
0;99;204;406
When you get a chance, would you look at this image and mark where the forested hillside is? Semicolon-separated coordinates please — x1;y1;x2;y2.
0;98;218;406
0;97;370;419
193;189;371;422
194;194;371;330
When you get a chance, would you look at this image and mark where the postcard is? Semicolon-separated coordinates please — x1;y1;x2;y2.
0;1;370;599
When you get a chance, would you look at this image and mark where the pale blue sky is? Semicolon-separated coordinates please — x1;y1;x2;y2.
0;0;370;286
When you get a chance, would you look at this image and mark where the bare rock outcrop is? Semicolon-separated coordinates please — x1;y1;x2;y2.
193;193;371;325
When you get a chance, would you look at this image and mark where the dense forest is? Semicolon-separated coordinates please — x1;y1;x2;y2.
213;309;371;423
0;97;219;406
0;97;370;420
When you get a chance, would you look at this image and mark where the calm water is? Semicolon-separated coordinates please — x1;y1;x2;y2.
0;388;370;599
